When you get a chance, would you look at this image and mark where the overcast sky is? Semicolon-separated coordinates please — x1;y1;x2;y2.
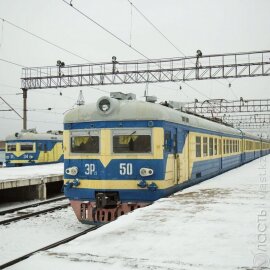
0;0;269;139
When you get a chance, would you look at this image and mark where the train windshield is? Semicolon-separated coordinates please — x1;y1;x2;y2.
20;143;34;151
112;129;151;153
7;143;16;152
71;130;99;153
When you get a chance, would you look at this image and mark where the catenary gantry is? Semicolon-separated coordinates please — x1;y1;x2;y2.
183;98;270;114
21;50;270;89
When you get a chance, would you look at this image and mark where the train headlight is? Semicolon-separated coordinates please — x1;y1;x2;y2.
97;96;120;115
140;168;154;177
99;99;110;112
65;166;78;176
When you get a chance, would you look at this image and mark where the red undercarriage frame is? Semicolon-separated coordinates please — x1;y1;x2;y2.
70;200;149;224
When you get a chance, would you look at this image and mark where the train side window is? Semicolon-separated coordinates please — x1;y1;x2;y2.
7;143;16;152
209;138;213;156
226;140;229;154
223;139;226;154
196;136;201;157
203;137;208;157
214;138;217;155
219;139;221;155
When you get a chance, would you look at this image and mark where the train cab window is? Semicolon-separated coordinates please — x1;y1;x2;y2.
209;138;213;156
7;144;16;152
71;130;99;153
196;136;201;157
20;144;34;151
203;137;208;157
214;138;217;155
113;129;151;153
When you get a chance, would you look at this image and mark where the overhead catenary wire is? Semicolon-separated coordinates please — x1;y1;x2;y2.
0;17;91;63
61;0;209;100
0;18;4;47
126;0;187;58
126;0;238;100
61;0;149;60
0;115;62;124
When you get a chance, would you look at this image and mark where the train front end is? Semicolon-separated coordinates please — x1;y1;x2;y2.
63;95;171;224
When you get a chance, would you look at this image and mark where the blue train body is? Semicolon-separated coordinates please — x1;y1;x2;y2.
63;94;270;224
5;129;63;167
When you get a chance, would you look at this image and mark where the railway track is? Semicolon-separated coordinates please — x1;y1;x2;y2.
0;225;101;269
0;197;70;225
0;196;66;215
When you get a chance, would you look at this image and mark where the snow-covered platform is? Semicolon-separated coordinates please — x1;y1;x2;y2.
10;156;270;270
0;163;64;200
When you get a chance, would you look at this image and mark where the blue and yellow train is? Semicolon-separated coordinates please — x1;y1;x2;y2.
5;129;63;167
63;93;270;224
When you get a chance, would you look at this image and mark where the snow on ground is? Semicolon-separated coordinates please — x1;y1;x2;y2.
0;207;89;265
0;163;63;181
8;156;270;270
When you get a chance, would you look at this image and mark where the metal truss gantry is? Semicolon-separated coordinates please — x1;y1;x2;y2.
21;50;270;89
183;98;270;130
183;98;270;115
221;114;270;129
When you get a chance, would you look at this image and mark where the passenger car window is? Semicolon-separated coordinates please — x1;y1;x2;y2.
209;138;213;156
196;136;201;157
203;137;208;157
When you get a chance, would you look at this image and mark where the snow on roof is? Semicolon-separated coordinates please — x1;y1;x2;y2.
64;98;242;136
11;155;270;270
6;132;63;141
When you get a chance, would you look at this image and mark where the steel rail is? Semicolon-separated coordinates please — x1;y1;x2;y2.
0;225;101;269
0;203;70;225
0;196;66;216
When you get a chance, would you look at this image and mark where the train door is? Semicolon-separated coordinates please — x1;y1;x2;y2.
177;128;189;184
173;128;180;184
241;138;245;163
164;129;175;183
37;142;44;162
44;143;49;162
220;136;223;171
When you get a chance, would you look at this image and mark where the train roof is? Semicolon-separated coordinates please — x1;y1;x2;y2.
6;129;63;141
64;97;246;137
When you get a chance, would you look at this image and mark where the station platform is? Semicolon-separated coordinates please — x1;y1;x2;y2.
10;155;270;270
0;163;64;201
